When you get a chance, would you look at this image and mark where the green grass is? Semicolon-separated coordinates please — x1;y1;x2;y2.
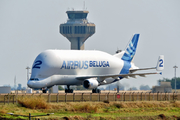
1;100;180;119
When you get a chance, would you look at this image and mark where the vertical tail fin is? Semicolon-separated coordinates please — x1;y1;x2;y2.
121;34;140;62
156;55;164;71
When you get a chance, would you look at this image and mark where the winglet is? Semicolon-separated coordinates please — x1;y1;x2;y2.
156;55;164;71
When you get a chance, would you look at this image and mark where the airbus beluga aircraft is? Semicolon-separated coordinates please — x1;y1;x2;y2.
27;34;164;93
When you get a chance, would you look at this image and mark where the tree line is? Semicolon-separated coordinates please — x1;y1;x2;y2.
158;77;180;89
58;84;151;91
58;77;180;91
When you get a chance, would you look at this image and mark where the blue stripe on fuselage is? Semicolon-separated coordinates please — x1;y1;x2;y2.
112;61;131;83
119;61;131;79
121;61;131;73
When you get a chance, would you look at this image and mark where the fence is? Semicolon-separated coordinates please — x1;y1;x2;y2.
1;92;179;104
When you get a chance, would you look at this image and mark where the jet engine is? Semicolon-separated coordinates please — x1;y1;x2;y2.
83;79;99;89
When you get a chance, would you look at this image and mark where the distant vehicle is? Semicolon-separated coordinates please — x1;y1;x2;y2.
27;34;164;93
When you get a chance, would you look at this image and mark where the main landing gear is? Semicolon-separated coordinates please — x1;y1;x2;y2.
92;88;101;93
41;87;48;93
64;86;100;93
65;85;74;93
42;89;47;93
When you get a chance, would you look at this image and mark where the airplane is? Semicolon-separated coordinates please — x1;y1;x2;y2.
27;34;164;93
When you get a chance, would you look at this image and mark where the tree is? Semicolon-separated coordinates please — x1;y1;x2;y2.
139;85;150;90
76;85;86;90
158;77;180;89
131;87;138;90
58;85;64;90
104;82;125;90
128;87;138;91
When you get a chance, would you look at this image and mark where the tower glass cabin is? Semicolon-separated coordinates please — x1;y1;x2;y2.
60;11;95;50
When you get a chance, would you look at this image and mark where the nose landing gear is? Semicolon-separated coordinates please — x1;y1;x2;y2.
42;87;47;93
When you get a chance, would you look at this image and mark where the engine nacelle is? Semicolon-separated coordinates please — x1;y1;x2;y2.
83;79;99;89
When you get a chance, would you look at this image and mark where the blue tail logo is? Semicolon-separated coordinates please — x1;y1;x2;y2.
121;34;140;62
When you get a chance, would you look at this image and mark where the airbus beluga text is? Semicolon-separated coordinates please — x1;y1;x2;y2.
27;34;164;93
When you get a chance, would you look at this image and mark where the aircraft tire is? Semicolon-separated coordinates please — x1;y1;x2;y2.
97;89;101;93
65;89;67;93
65;89;73;93
42;90;47;93
92;89;95;93
92;88;101;93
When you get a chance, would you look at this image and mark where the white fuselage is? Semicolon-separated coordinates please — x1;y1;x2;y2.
27;50;132;89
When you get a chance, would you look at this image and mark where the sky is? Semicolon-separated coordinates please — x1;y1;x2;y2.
0;0;180;90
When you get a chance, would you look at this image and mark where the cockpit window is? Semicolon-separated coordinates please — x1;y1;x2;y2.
30;78;39;81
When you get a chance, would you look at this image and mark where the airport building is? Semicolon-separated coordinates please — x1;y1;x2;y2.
152;82;172;93
60;10;95;50
0;86;11;93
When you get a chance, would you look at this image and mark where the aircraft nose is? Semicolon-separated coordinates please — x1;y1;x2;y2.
27;80;33;88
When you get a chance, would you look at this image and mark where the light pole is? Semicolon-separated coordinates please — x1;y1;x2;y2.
173;65;178;93
26;67;30;81
26;66;30;88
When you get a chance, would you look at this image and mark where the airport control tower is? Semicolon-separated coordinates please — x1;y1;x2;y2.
60;10;95;50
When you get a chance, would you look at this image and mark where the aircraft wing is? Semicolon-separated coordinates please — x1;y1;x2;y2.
129;67;156;73
77;55;164;81
76;72;161;81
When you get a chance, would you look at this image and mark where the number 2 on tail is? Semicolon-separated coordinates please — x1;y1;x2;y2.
159;59;163;67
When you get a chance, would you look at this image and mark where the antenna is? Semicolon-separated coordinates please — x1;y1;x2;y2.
14;76;16;90
83;1;85;10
